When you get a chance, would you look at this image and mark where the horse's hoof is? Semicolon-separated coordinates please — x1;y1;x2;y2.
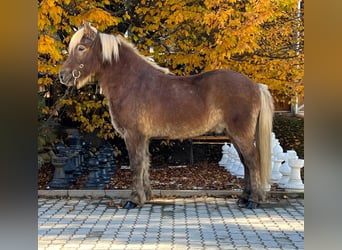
122;201;138;209
237;198;248;207
246;200;259;209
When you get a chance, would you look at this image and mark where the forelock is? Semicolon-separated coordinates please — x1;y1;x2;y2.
68;26;98;53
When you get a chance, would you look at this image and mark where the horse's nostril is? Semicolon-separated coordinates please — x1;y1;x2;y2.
59;70;68;84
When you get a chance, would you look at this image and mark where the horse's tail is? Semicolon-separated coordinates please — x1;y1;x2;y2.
256;84;274;193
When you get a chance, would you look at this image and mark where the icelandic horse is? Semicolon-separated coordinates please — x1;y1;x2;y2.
59;22;274;209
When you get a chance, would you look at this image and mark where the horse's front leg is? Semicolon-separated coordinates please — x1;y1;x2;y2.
123;134;150;209
143;162;152;201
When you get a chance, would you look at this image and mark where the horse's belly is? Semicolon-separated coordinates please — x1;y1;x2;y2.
138;108;225;139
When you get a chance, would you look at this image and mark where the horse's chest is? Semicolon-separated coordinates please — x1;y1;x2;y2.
107;104;126;136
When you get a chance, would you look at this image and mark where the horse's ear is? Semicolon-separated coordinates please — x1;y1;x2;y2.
83;21;97;40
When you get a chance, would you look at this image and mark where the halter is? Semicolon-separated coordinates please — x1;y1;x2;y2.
69;31;100;86
71;63;84;85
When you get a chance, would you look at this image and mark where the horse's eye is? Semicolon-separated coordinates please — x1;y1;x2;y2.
78;45;86;52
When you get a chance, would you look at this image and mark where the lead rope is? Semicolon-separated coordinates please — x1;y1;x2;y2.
41;85;75;127
43;67;81;126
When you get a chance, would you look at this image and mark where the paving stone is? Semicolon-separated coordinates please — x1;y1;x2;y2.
38;197;304;250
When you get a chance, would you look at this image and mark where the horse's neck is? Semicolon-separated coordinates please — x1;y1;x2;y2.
97;45;148;100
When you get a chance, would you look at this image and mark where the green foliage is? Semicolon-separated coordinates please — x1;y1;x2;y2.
273;114;304;159
38;93;58;151
38;92;59;168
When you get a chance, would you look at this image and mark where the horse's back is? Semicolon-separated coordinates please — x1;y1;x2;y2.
193;69;260;110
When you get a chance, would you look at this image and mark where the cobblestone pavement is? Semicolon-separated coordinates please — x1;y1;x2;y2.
38;197;304;250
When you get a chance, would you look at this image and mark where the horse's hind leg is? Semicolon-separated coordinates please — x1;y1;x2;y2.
233;145;251;207
234;140;264;209
123;133;150;208
237;162;251;206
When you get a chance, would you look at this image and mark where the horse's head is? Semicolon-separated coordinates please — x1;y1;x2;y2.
59;21;101;89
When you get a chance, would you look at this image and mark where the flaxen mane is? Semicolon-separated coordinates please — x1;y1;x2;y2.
69;25;171;74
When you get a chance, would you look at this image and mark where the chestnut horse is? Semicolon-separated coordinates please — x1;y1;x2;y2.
59;22;274;209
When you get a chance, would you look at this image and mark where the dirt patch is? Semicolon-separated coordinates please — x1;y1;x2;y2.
39;162;245;190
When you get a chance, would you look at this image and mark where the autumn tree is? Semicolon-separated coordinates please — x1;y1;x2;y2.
38;0;122;140
38;0;304;140
129;0;304;102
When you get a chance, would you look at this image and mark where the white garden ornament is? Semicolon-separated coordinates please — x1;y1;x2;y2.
285;158;304;192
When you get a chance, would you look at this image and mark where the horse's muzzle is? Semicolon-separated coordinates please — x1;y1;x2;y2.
59;70;73;86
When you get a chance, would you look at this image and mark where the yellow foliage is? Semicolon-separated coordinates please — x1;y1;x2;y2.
38;35;63;61
38;0;304;139
78;8;121;28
